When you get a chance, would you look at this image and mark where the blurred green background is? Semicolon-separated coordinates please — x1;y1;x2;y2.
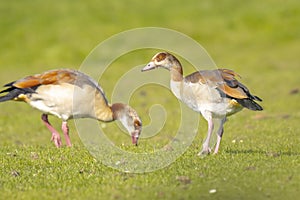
0;0;299;199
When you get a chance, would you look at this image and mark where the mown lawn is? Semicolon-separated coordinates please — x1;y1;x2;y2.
0;0;299;199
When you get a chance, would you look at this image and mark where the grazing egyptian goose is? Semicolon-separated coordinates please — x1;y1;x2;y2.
142;52;262;155
0;69;142;147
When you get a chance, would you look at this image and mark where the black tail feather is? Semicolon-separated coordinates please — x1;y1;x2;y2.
0;89;18;102
0;87;15;94
236;98;263;111
0;94;15;102
3;81;16;87
0;87;33;102
236;82;263;101
253;95;262;102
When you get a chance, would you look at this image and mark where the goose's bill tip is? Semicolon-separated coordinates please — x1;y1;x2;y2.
132;135;139;146
141;62;156;72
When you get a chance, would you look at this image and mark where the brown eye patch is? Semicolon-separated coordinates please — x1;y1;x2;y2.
156;53;167;62
134;120;142;128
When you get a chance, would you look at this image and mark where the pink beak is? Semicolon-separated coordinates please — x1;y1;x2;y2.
141;62;156;72
132;135;138;146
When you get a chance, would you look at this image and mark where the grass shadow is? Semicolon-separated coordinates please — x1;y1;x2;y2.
225;149;300;157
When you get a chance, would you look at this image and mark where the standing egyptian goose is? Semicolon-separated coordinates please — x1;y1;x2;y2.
0;69;142;147
142;52;262;155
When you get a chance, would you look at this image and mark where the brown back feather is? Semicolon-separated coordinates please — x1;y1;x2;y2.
185;69;252;100
12;70;77;88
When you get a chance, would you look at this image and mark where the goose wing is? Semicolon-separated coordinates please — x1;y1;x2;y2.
184;69;262;110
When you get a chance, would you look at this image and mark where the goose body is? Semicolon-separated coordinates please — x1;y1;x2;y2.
170;77;243;117
142;52;262;155
0;69;142;147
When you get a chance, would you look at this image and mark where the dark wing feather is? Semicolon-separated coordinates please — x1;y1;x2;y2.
218;69;263;110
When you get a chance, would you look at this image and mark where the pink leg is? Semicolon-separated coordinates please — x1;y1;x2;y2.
198;112;214;156
41;114;62;147
214;118;226;154
62;121;72;147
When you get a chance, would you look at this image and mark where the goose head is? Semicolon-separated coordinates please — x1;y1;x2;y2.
142;52;177;71
142;52;183;81
111;103;142;146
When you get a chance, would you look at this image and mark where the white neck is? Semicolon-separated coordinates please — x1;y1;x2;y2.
170;80;182;100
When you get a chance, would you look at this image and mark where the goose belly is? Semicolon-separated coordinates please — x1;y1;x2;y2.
171;81;243;117
28;83;98;120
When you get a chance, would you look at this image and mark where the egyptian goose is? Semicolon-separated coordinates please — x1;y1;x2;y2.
142;52;262;155
0;69;142;147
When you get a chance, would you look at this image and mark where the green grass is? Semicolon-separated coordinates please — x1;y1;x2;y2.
0;0;299;199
